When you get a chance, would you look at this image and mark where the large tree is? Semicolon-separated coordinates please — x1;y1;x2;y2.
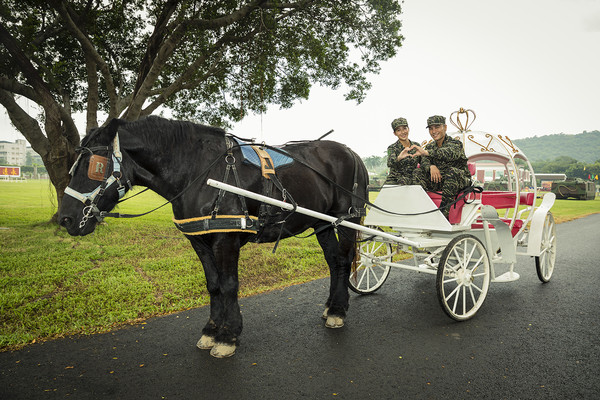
0;0;403;221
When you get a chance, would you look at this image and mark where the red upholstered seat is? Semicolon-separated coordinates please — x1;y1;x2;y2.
520;192;535;206
467;162;476;176
469;190;529;236
426;192;466;224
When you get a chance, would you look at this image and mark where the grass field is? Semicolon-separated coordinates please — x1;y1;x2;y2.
1;180;599;350
0;180;329;350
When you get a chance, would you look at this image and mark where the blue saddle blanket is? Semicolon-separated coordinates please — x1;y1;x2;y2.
232;137;294;169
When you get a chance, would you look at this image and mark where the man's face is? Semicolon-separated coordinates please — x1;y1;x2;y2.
428;124;447;142
393;126;409;141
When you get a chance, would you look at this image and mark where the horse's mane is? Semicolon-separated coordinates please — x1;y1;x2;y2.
81;115;227;148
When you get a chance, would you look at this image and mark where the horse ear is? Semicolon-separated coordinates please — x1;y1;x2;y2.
105;118;123;140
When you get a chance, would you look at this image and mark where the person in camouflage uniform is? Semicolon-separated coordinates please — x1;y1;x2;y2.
411;115;471;218
385;117;420;185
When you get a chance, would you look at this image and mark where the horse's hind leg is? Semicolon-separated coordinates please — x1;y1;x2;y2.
316;225;355;328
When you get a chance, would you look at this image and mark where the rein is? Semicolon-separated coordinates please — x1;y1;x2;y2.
65;130;474;230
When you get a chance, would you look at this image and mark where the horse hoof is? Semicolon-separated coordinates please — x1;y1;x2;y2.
322;307;329;320
210;343;236;358
325;315;344;329
197;335;216;350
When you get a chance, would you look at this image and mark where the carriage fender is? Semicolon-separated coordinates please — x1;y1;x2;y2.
481;205;516;264
525;192;556;256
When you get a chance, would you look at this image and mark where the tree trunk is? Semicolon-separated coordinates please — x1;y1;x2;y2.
43;119;77;223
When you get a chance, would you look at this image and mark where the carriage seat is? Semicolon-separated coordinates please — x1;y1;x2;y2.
469;191;535;236
426;192;467;224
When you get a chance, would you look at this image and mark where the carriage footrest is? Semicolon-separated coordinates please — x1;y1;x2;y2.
173;215;259;235
492;271;520;282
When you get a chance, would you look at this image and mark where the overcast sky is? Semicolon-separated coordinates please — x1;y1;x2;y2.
2;0;599;158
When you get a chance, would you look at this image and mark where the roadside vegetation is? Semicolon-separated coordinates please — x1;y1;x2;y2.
1;180;599;351
0;180;329;350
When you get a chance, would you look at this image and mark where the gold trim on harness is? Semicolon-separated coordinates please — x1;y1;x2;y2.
173;214;259;235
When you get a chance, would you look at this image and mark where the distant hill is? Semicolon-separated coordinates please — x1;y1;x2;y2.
513;130;600;163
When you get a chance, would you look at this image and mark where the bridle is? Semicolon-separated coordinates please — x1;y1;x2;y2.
64;133;131;228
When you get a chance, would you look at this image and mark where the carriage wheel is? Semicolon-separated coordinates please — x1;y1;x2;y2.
535;212;556;283
349;228;392;294
436;234;491;321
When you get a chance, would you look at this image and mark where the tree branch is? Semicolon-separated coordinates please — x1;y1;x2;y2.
0;89;50;158
48;0;119;118
124;0;272;120
132;0;181;99
0;76;40;103
0;21;79;147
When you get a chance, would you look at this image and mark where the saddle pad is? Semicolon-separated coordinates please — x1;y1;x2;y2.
232;137;294;169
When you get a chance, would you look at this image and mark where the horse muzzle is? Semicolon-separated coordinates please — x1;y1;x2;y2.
59;210;99;236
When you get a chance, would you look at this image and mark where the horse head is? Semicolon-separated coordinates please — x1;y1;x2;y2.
59;118;131;236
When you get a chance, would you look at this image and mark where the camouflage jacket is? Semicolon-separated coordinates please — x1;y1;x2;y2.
386;140;420;182
420;135;470;177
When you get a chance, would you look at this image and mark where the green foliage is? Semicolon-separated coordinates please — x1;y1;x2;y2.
513;130;600;163
1;0;404;128
531;156;600;180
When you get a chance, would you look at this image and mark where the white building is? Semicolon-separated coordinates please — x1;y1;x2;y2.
0;139;27;165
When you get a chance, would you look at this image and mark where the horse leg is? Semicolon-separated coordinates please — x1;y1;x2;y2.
188;238;221;350
316;225;355;328
205;235;243;358
188;235;242;357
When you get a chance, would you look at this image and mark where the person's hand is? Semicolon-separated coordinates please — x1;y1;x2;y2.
430;165;442;183
397;147;411;160
409;144;429;157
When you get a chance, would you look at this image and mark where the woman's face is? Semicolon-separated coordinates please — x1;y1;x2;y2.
394;126;409;142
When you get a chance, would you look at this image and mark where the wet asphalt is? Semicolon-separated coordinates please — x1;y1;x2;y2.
1;213;599;400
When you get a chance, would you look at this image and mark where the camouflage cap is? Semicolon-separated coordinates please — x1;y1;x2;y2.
426;115;446;128
391;117;408;130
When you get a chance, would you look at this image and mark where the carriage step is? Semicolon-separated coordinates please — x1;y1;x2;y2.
492;271;520;282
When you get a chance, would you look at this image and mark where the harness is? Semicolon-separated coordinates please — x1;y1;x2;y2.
173;136;297;240
64;133;131;228
64;129;367;243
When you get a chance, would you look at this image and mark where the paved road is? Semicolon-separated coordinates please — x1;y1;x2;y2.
1;214;599;399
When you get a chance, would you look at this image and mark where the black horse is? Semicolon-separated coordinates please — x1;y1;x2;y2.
59;116;368;358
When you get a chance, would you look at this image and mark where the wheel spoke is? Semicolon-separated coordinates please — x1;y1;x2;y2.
443;276;459;284
470;282;483;294
451;284;461;313
446;283;462;303
452;247;464;268
469;254;485;274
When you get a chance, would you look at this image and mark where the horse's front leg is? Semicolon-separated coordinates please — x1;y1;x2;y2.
188;235;242;358
188;238;221;351
316;226;354;328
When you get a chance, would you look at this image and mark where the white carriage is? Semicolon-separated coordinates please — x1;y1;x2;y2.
207;109;557;321
350;109;557;320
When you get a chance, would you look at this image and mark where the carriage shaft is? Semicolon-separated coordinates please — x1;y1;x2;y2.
206;179;420;247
